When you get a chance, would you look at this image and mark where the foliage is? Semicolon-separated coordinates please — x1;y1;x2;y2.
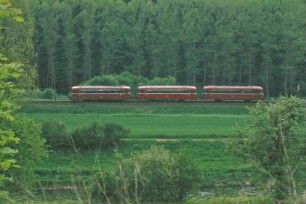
116;72;148;87
35;140;251;196
0;0;23;22
70;122;104;151
15;66;39;99
88;145;199;203
102;123;130;148
82;75;120;86
29;0;306;96
82;72;176;90
0;0;49;201
40;88;58;100
230;97;306;203
70;122;129;151
147;76;176;85
0;61;22;197
6;116;47;193
41;120;69;149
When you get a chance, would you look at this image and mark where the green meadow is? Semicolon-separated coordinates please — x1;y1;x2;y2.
27;113;245;138
21;104;248;138
20;104;258;201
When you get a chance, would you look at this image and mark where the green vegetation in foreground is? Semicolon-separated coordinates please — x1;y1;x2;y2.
26;104;252;201
26;113;245;138
36;140;251;187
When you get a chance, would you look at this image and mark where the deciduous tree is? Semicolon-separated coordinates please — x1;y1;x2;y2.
231;97;306;203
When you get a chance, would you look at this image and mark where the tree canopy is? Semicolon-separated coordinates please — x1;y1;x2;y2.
28;0;306;96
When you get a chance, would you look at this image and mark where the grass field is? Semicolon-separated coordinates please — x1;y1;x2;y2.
27;113;246;138
20;104;255;201
22;104;248;138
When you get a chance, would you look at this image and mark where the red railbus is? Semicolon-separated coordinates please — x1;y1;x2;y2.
136;86;198;100
203;86;264;101
70;86;131;101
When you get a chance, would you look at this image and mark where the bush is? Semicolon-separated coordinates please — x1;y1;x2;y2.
116;72;148;86
82;75;119;86
148;76;176;85
40;88;57;99
41;120;69;149
81;72;177;95
103;123;130;147
70;122;104;151
70;122;129;151
40;121;129;151
87;146;199;203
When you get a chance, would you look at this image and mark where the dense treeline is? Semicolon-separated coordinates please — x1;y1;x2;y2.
29;0;306;96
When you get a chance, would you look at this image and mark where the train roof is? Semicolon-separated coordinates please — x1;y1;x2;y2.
138;85;197;91
71;86;131;91
203;85;263;91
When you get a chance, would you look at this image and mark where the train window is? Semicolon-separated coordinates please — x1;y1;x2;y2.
78;89;130;93
141;90;195;93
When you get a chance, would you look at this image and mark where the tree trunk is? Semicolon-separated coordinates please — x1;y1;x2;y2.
239;58;243;85
203;56;206;85
284;67;288;95
68;60;73;88
49;52;56;90
212;55;216;85
88;47;91;79
265;59;270;98
248;52;252;85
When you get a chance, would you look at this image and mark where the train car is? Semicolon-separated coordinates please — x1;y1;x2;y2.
136;85;198;100
70;86;131;101
203;85;264;101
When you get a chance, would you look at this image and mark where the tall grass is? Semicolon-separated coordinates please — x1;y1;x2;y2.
36;140;251;187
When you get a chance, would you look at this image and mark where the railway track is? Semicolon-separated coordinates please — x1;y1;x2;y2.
20;100;260;106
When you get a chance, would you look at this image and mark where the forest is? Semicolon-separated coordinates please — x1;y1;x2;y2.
8;0;306;96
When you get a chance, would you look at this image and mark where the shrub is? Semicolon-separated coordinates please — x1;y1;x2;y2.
41;120;69;149
116;72;148;86
103;123;129;147
40;88;57;99
87;146;199;203
148;76;176;85
70;122;104;151
70;122;129;151
82;75;119;86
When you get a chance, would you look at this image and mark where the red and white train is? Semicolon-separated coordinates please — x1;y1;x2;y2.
136;86;198;100
70;86;131;101
70;85;264;101
203;85;264;101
